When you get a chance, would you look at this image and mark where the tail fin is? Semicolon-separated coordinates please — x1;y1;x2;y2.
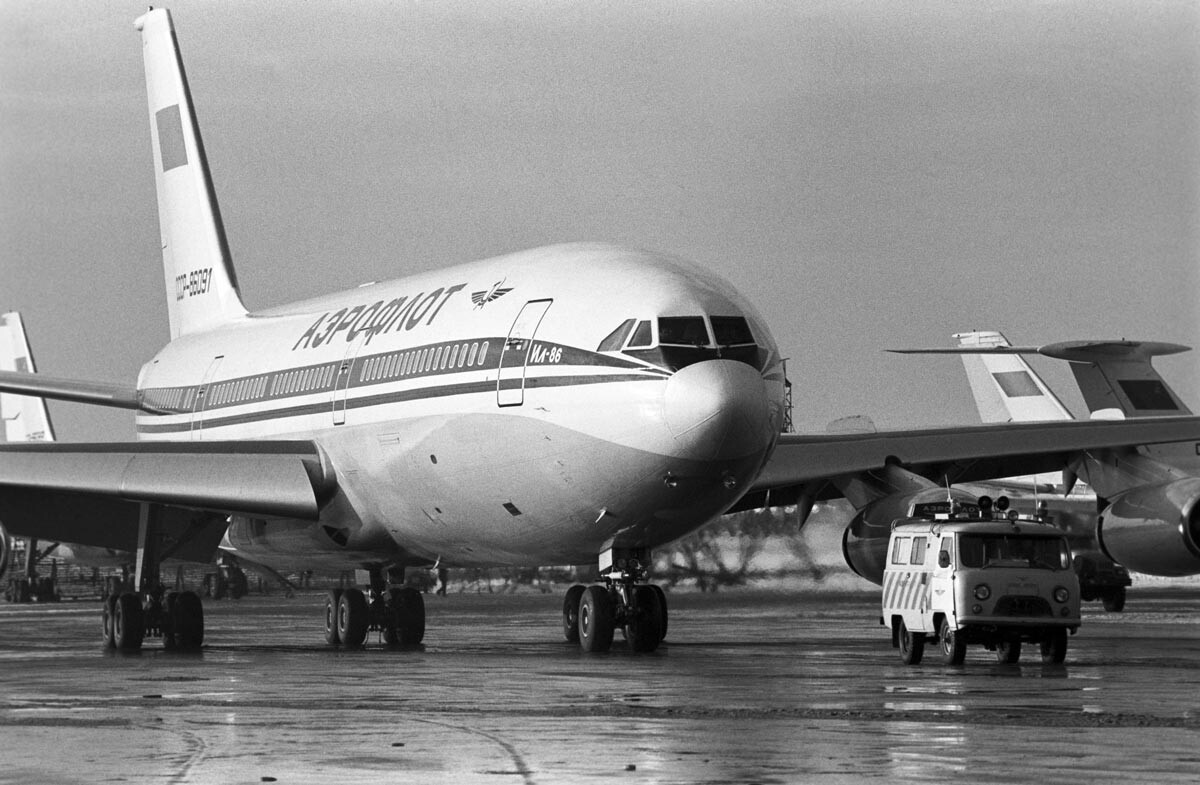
0;312;56;442
1037;340;1193;418
951;331;1074;423
135;8;247;339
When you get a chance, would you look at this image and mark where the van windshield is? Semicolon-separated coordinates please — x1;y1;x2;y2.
958;534;1070;570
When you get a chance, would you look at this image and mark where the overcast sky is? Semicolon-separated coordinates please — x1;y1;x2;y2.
2;0;1197;442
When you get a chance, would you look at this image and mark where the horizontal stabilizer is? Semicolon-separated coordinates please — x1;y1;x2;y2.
0;369;147;412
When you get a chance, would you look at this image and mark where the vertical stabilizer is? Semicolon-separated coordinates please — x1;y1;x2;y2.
0;313;56;442
1037;341;1193;418
952;331;1073;423
135;8;247;339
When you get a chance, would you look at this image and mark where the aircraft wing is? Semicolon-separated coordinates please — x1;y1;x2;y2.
0;441;336;559
737;416;1200;509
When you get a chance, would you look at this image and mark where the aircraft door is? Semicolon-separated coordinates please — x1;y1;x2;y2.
332;333;367;425
497;299;552;407
190;355;224;439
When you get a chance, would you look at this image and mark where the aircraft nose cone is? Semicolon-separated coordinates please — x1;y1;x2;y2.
662;360;772;460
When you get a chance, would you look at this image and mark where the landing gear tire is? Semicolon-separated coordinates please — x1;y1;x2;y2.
162;592;180;651
939;618;966;665
172;591;204;650
1103;588;1127;613
578;585;614;653
996;640;1021;664
1040;628;1068;664
651;584;668;641
337;588;369;648
562;585;586;643
324;588;343;645
899;620;924;665
626;585;665;653
113;592;145;651
102;594;119;649
390;586;425;646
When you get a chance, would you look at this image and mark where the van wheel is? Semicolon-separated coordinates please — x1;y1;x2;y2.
939;619;966;665
1040;628;1068;664
899;621;924;665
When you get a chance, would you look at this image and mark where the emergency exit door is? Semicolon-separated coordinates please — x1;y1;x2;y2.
496;299;552;407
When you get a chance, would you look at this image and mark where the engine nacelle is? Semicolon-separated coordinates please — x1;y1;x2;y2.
842;486;980;585
1097;478;1200;576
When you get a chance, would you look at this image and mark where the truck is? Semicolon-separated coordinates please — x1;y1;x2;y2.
882;498;1081;665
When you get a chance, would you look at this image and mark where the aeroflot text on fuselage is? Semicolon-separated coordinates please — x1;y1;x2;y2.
291;282;469;351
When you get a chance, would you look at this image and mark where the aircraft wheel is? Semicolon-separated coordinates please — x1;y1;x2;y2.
337;588;369;648
939;619;966;665
1103;588;1126;613
102;594;118;649
578;585;614;653
162;592;180;651
324;589;343;644
651;584;668;640
899;620;924;665
393;587;425;645
996;640;1021;664
562;585;586;643
1040;628;1068;664
173;591;204;649
626;585;665;653
113;592;145;651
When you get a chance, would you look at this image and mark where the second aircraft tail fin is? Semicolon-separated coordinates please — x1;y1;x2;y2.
0;312;56;442
1037;340;1193;418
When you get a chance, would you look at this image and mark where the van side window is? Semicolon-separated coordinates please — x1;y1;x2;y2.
910;537;927;565
891;537;910;565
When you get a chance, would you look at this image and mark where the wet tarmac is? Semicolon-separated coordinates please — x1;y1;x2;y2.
1;587;1198;784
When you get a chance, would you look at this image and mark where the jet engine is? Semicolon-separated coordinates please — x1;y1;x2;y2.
841;486;980;585
1096;478;1200;576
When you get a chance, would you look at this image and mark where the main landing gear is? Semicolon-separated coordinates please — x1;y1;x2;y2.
324;567;426;648
102;504;204;652
562;547;667;653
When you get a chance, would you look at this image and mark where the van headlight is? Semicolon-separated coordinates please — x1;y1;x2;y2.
1053;586;1070;603
974;584;991;600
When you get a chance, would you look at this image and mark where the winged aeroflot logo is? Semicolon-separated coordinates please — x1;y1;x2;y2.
471;280;513;309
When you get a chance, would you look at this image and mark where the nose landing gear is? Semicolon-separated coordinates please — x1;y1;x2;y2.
563;547;667;653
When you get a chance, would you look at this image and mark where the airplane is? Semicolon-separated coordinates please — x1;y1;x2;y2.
891;332;1200;584
3;7;1200;655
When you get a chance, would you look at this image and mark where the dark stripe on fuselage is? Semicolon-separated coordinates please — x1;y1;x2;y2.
135;371;666;435
139;338;667;416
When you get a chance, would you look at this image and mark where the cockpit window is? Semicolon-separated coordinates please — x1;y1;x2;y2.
712;316;754;346
597;319;636;352
658;317;709;347
628;320;654;348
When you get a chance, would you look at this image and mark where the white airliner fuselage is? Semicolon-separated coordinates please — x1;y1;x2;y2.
136;243;787;570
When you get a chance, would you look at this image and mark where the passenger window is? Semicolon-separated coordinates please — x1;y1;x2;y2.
598;319;636;352
910;537;927;565
891;537;910;565
627;321;653;348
